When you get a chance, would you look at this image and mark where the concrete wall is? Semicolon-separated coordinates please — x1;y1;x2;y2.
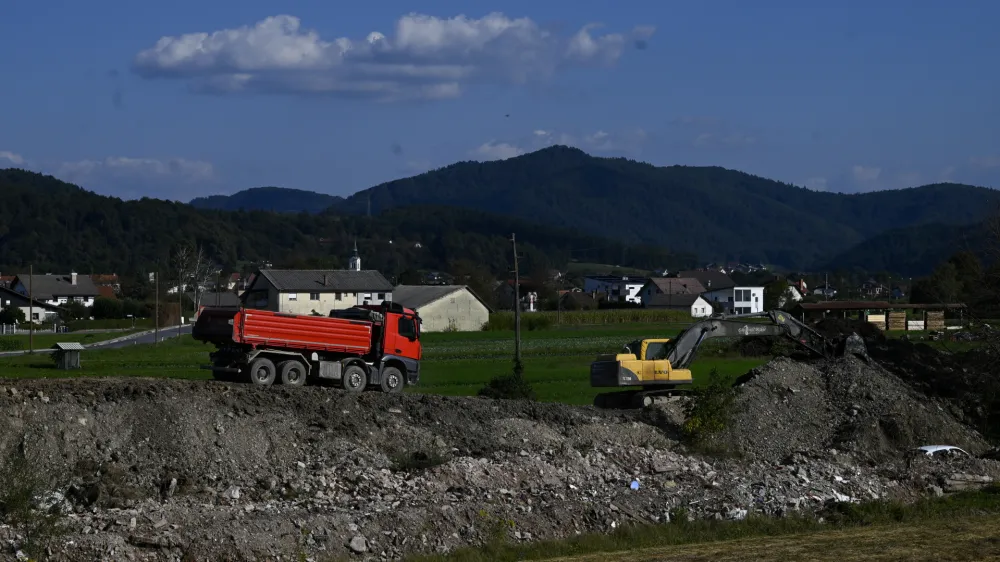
416;289;490;332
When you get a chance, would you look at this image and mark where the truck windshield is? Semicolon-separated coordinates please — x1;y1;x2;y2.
398;316;418;340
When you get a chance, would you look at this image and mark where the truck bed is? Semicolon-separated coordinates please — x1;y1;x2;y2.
193;307;374;355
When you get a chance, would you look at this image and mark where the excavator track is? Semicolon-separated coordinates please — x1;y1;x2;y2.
594;388;693;409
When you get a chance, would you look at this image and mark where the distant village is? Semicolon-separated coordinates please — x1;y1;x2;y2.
0;241;932;334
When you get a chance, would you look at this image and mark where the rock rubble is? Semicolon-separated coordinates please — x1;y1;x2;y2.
0;352;997;560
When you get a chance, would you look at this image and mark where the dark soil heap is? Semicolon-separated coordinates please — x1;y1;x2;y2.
711;355;990;464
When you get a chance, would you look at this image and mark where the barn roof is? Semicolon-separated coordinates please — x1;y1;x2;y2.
392;284;494;312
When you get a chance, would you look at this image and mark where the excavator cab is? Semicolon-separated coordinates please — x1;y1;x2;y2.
590;337;695;389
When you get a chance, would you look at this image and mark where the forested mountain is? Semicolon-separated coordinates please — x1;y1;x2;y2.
0;169;694;280
189;145;998;271
189;186;343;213
819;220;995;277
334;146;998;269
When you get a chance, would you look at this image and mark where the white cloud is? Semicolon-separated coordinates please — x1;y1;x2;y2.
0;151;25;166
54;156;217;200
532;127;647;153
803;177;828;191
471;141;525;161
970;155;1000;169
132;13;654;101
57;157;215;183
851;165;881;182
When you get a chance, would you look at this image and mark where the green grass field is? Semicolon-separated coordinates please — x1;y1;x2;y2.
0;323;767;404
0;322;980;405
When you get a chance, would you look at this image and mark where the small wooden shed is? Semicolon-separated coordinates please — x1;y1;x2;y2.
51;342;84;370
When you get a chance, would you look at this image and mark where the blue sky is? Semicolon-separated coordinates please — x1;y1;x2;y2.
1;0;998;201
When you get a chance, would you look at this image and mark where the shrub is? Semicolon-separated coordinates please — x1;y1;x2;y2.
478;359;536;401
682;368;736;443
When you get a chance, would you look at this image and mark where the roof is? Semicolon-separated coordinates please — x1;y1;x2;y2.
675;270;735;291
96;286;117;299
90;274;119;285
796;301;892;310
191;291;242;307
647;294;703;308
585;275;650;284
51;342;85;351
257;269;393;293
392;285;494;312
11;273;100;299
0;286;61;311
646;277;706;295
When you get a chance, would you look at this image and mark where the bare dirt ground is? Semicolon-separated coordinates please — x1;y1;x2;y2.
1;335;999;560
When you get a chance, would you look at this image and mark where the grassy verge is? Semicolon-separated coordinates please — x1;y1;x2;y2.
403;486;1000;562
65;318;156;331
0;336;209;380
0;326;771;405
0;330;145;352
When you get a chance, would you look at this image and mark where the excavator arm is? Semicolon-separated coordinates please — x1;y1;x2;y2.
661;310;835;370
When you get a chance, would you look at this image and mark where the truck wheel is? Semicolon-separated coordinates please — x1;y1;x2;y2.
341;364;367;393
380;366;404;393
280;360;308;387
248;357;276;386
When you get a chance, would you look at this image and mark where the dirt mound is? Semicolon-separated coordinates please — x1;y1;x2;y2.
711;355;989;464
0;373;997;560
813;317;887;344
868;339;1000;441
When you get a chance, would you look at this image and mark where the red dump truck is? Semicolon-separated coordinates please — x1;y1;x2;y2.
191;302;422;393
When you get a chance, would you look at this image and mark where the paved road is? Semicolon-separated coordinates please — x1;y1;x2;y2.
86;325;193;349
0;325;193;356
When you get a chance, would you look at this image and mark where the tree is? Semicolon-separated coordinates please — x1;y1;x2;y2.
763;279;788;310
0;306;25;325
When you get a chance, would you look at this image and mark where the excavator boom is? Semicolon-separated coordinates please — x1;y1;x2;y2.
590;309;855;409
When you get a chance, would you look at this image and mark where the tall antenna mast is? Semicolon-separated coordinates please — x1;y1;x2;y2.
512;233;521;365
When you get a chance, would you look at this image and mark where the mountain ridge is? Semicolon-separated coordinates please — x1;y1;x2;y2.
185;145;998;270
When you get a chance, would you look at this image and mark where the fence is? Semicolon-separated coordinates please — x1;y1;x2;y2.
0;323;68;335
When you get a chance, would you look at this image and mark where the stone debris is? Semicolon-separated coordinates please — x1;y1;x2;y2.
0;351;996;560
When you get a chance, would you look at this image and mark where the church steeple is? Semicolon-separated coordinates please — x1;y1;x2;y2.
348;240;361;271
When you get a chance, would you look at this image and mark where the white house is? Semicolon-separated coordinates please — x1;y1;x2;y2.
778;285;804;308
582;275;648;304
0;286;61;322
242;269;393;315
391;285;493;332
644;293;714;318
11;272;99;309
675;270;763;314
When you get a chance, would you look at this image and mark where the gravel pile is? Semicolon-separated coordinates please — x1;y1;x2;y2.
0;369;997;560
712;355;990;464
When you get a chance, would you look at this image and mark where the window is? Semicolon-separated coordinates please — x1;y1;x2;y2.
398;316;418;340
288;293;297;301
310;293;320;301
377;293;386;300
735;289;751;302
335;292;342;301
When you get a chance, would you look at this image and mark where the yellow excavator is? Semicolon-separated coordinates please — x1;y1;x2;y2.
590;310;857;409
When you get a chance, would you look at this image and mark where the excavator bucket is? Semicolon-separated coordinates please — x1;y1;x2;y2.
835;332;871;362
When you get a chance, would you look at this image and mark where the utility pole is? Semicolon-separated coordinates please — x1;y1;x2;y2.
28;265;33;354
154;270;159;346
511;233;521;365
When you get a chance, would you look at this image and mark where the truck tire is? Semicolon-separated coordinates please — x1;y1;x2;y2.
248;357;276;386
380;366;404;394
280;360;308;387
341;364;367;393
